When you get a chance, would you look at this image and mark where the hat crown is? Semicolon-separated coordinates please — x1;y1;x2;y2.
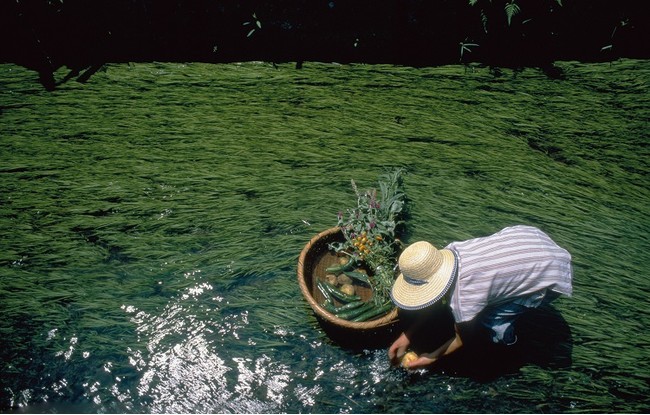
398;241;444;282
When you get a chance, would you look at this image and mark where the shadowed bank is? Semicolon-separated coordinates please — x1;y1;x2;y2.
1;0;648;90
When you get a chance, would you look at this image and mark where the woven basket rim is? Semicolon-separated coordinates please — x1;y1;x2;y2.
297;227;398;330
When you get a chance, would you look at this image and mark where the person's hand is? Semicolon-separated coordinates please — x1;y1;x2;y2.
388;332;410;366
403;352;437;370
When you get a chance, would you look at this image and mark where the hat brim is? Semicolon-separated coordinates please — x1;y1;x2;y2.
390;249;457;310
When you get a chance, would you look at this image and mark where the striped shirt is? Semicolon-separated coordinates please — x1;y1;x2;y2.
445;225;573;323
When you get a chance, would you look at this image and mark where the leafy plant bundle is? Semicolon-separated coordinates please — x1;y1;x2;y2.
329;169;407;306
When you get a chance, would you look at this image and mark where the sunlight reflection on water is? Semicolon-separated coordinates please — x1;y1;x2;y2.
119;280;321;413
20;263;425;414
21;276;422;414
123;283;235;412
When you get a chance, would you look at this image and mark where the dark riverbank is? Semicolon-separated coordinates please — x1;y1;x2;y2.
2;0;648;90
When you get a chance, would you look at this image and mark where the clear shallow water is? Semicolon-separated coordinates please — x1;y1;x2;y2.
0;60;648;413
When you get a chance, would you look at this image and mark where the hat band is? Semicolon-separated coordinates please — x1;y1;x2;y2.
404;275;429;286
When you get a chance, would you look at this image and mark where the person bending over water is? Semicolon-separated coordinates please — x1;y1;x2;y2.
388;225;572;369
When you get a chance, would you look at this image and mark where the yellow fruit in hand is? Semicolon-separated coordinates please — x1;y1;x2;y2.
401;351;419;368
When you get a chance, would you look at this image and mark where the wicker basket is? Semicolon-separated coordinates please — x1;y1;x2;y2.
297;227;399;347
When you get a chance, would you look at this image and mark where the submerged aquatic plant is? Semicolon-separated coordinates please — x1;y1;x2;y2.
329;169;407;305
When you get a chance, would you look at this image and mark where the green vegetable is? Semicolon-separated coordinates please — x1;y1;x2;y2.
351;303;394;322
335;301;376;320
320;299;337;313
325;257;357;274
343;270;370;285
323;282;361;303
332;300;365;313
321;297;366;314
316;281;334;303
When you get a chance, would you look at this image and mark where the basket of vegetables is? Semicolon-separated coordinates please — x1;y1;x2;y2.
298;169;406;346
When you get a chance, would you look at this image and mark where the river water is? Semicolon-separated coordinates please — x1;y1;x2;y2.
1;60;648;413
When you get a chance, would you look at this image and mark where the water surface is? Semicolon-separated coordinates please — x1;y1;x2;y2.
0;60;648;413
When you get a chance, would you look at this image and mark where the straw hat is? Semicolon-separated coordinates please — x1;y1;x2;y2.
390;241;457;310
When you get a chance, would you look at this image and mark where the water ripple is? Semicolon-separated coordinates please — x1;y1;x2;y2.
114;276;393;413
122;283;234;413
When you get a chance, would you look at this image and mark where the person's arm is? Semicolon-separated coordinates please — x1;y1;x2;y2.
388;331;411;366
406;322;471;369
388;315;432;366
